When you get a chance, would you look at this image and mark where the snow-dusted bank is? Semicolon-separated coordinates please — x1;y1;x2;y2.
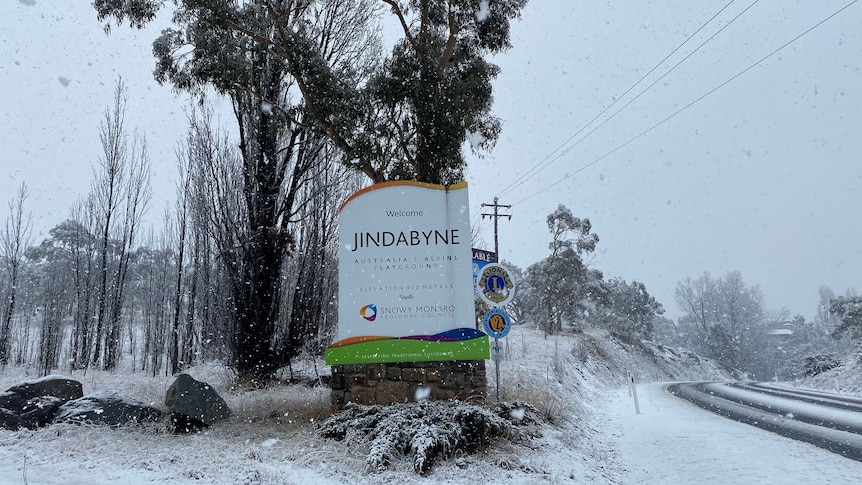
1;325;860;484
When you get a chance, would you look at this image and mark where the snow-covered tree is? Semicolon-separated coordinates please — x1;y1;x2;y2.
830;295;862;344
521;205;604;336
94;0;527;185
89;81;152;371
675;271;782;378
93;0;529;382
596;278;664;340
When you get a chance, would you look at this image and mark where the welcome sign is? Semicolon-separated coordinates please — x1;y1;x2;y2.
325;181;489;365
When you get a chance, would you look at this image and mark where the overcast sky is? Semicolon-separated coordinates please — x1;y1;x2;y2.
2;1;860;321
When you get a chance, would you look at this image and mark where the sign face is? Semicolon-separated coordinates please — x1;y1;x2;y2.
471;248;497;288
476;263;516;307
472;248;497;267
483;308;512;339
490;339;504;361
325;181;489;365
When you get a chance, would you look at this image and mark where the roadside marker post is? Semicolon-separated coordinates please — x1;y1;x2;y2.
629;372;641;414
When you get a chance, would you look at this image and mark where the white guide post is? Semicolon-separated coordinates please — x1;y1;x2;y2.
629;373;641;415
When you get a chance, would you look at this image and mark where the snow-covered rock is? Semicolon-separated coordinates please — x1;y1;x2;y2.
53;390;162;426
165;373;231;432
0;375;83;429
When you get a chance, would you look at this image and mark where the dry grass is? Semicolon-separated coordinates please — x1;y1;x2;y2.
226;383;332;426
501;382;566;425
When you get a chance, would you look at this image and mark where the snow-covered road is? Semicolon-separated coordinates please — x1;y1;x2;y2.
596;382;862;484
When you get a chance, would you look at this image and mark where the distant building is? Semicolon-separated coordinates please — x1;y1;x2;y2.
766;321;795;337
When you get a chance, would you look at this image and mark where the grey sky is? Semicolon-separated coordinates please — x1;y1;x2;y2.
2;1;860;321
466;0;861;320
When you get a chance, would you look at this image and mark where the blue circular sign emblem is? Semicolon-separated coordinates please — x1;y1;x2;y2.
483;309;512;339
476;263;516;307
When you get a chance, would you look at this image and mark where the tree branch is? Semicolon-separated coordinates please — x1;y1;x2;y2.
381;0;416;48
437;0;460;77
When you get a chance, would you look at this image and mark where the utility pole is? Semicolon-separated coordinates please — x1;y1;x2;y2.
481;197;511;261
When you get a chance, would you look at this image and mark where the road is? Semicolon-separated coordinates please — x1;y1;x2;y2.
667;382;862;462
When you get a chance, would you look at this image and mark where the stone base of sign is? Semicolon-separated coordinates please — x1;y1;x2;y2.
329;360;487;409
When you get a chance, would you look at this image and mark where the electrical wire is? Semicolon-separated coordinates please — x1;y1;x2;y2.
493;0;740;199
509;0;859;207
498;0;761;200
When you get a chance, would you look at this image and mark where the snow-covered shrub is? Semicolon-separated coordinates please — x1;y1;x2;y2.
318;400;543;474
803;354;840;377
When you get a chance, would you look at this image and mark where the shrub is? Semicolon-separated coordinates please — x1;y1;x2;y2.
318;400;542;474
803;354;840;377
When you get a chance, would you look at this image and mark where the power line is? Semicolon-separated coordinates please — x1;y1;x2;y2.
494;0;741;199
510;0;859;207
499;0;761;200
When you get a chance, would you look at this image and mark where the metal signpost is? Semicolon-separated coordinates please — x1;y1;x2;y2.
483;308;512;402
476;263;516;403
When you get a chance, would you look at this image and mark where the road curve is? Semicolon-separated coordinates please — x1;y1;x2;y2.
666;382;862;462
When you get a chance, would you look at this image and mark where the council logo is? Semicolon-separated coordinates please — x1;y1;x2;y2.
359;304;377;321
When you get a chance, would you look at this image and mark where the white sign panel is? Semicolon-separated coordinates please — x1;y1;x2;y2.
336;181;475;343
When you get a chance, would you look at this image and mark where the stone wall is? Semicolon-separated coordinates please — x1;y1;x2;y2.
329;360;487;408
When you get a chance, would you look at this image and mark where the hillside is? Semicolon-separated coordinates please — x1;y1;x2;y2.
0;325;737;484
799;349;862;396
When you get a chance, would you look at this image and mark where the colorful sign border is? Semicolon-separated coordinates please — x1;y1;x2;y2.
326;181;489;365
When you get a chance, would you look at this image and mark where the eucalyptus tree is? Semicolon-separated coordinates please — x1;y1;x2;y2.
830;295;862;346
29;216;98;370
523;205;602;336
815;286;853;355
597;278;664;340
95;0;527;185
94;0;528;382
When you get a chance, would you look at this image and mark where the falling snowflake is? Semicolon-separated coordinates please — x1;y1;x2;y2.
476;1;491;22
415;386;432;401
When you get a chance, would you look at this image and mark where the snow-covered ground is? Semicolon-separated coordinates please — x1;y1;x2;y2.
599;383;861;484
1;326;860;484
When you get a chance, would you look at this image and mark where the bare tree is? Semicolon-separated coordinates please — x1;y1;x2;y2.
90;79;152;370
280;143;361;371
674;273;720;345
0;183;33;366
65;204;99;370
168;149;194;375
143;228;174;377
675;271;777;377
37;269;64;376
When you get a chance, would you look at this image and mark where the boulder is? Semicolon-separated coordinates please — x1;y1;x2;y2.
0;376;84;429
4;375;83;401
165;374;231;432
53;390;163;426
0;405;25;430
18;395;66;429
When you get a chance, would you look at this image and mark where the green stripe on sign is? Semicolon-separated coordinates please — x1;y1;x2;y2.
324;336;490;365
